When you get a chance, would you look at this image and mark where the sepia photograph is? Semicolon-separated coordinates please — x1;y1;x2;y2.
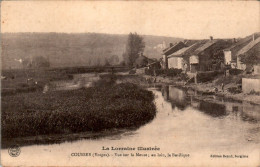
1;1;260;166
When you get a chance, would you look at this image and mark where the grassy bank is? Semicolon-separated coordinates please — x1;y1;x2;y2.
2;83;156;139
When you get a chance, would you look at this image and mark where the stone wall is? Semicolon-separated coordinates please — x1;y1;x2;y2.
253;65;260;75
242;78;260;93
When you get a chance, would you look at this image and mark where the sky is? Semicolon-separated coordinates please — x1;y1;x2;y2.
1;1;259;39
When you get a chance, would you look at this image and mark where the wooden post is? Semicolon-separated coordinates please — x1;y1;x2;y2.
194;72;198;84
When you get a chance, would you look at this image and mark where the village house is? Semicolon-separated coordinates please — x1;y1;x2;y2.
147;57;160;68
189;37;232;72
134;54;148;68
166;42;205;71
236;36;260;70
161;42;186;69
134;53;161;74
223;33;260;69
231;34;260;94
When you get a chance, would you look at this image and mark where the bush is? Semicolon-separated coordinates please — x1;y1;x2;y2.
2;83;156;139
178;73;189;81
145;68;182;77
144;68;154;76
228;87;242;94
197;71;220;83
165;68;182;77
229;69;243;75
17;83;29;88
1;89;16;96
93;74;117;87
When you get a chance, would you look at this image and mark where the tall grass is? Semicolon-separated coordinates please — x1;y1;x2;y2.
2;82;156;138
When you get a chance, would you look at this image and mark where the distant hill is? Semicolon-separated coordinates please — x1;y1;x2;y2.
1;33;182;69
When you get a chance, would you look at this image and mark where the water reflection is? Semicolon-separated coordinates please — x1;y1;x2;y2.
161;85;191;110
161;85;260;123
198;101;227;117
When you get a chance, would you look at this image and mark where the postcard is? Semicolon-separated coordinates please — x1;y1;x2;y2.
1;1;260;166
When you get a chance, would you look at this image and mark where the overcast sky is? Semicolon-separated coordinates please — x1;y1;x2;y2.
1;1;259;39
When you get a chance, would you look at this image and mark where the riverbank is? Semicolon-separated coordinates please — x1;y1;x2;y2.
2;82;156;145
138;74;260;105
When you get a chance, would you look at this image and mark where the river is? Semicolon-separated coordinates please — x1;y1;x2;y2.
2;85;260;166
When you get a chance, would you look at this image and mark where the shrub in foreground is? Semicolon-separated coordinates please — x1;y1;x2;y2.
2;83;156;138
197;71;220;83
145;68;182;77
227;87;242;94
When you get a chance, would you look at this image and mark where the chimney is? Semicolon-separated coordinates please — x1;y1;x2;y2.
210;36;213;41
169;43;173;47
253;34;255;41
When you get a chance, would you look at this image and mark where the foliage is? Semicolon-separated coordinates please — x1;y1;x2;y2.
178;73;190;81
145;68;182;77
228;87;242;94
123;32;145;67
197;71;220;83
215;74;243;85
229;69;243;75
93;73;117;87
2;83;156;139
22;56;50;68
209;40;233;66
164;68;183;77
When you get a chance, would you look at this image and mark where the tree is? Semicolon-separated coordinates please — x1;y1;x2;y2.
22;56;50;68
96;57;101;67
123;32;145;67
104;58;110;66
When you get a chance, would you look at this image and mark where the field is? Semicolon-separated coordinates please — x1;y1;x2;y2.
2;81;156;140
1;66;129;95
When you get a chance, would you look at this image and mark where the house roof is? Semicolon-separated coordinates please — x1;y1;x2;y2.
168;41;206;58
224;33;260;56
162;41;186;55
193;39;219;55
183;40;198;46
236;37;260;56
148;61;160;66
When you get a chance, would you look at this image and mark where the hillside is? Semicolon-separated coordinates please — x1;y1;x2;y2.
1;33;182;69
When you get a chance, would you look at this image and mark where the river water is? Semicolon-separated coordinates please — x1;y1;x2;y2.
2;85;260;166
